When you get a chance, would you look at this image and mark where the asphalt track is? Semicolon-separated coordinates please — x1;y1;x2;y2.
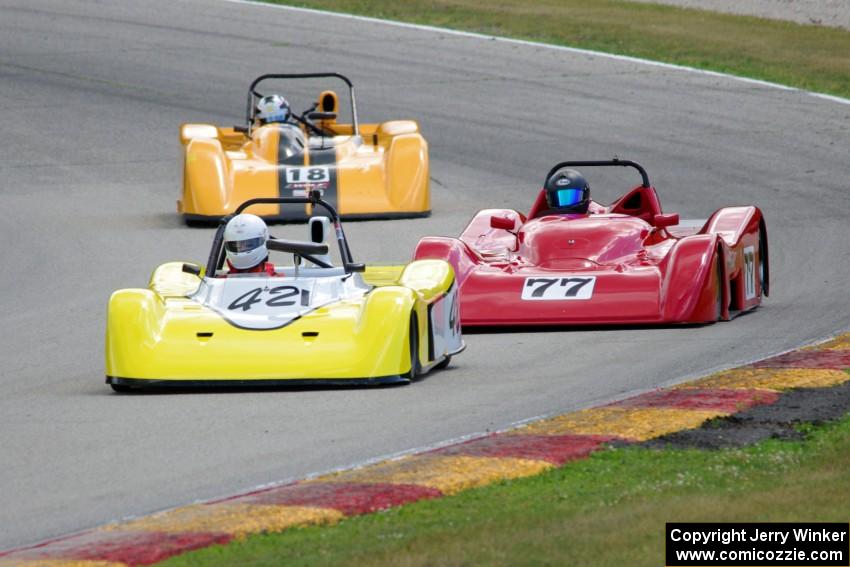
0;0;847;549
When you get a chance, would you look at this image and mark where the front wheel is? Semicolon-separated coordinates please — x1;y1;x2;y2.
406;314;421;380
434;356;451;370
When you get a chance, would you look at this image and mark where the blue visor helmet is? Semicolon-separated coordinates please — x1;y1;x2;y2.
544;168;590;214
553;187;584;207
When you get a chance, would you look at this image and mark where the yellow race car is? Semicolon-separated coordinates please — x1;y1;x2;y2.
178;73;430;224
106;193;462;391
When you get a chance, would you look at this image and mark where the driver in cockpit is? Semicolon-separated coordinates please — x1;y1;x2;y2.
256;94;292;125
255;94;306;153
542;167;592;216
222;214;279;276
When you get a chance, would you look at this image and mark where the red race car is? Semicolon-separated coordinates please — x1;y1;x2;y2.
414;159;768;327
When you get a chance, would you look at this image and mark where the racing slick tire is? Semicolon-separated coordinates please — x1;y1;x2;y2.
715;251;724;322
434;356;451;370
406;313;420;380
759;223;769;298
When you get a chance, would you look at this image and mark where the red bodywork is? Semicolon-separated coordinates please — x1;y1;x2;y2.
414;182;768;327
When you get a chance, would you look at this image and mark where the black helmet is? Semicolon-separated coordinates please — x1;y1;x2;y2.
544;168;590;214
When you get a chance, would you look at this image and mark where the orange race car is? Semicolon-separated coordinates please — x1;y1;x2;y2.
178;73;430;224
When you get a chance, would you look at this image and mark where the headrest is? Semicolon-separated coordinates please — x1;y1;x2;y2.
317;91;339;115
309;216;331;243
307;216;334;267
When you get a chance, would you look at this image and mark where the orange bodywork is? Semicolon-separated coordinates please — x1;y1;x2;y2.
178;118;429;223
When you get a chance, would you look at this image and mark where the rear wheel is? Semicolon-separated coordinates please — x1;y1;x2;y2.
434;356;452;370
758;224;769;298
714;252;724;321
406;314;420;380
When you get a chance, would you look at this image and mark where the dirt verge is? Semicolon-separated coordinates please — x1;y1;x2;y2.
639;378;850;449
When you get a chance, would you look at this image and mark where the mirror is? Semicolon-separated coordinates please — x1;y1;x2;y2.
182;263;201;276
490;216;516;231
653;213;680;228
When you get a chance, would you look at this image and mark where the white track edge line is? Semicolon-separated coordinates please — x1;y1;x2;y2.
9;0;850;554
220;0;850;106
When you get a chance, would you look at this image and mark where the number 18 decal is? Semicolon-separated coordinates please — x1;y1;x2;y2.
522;276;596;300
285;166;329;184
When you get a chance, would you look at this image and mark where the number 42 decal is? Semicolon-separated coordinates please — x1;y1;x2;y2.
227;286;305;312
521;276;597;300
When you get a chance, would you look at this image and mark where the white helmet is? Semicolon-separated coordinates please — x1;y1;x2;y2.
256;94;290;124
224;214;269;270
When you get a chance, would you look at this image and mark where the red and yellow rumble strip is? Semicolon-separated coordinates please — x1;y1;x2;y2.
3;335;849;566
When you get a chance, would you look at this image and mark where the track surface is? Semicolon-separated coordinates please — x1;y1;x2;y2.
0;0;847;549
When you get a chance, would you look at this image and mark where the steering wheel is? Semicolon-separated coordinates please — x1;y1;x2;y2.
291;105;335;137
290;113;327;137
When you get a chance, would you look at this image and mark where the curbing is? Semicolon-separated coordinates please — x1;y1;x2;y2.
2;333;848;566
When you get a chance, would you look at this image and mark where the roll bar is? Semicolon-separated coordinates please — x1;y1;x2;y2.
246;73;358;137
205;190;362;277
543;158;650;188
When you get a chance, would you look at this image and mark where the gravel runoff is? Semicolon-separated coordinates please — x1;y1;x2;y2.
629;0;850;30
638;381;850;449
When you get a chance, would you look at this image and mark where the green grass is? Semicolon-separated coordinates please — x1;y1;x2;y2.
162;4;850;564
265;0;850;98
163;414;850;567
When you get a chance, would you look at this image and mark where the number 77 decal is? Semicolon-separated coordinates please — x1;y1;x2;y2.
521;276;597;300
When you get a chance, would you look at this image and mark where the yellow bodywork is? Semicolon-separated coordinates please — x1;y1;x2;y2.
105;261;460;387
178;119;429;222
